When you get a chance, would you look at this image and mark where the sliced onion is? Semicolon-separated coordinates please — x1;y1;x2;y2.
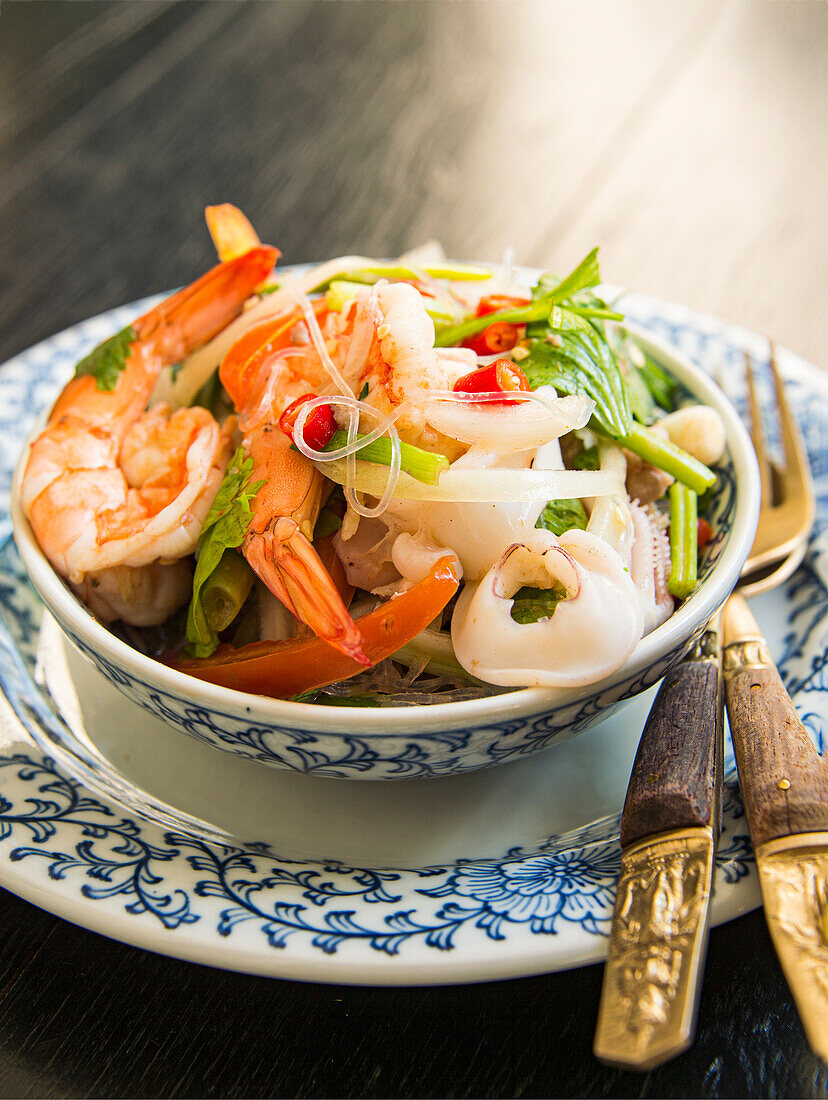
421;390;594;451
314;459;620;503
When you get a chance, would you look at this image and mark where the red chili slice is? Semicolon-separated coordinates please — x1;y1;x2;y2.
279;393;337;450
697;518;713;550
463;321;520;357
475;294;531;318
453;359;531;405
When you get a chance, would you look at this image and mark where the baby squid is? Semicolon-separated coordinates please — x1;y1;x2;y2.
451;529;643;688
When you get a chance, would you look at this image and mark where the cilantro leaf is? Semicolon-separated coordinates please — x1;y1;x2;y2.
74;325;135;392
535;498;588;537
185;447;264;658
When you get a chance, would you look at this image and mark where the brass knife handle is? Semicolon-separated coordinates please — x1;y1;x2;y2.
722;593;828;847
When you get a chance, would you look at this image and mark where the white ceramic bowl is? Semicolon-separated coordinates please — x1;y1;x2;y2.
11;321;760;780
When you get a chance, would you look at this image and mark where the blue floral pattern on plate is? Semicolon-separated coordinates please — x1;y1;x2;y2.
0;290;823;981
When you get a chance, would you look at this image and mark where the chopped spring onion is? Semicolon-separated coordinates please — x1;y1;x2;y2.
668;482;699;598
313;459;621;503
434;301;549;347
621;422;716;494
320;431;449;484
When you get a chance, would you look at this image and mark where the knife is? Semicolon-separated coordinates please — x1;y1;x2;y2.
722;592;828;1062
594;616;723;1070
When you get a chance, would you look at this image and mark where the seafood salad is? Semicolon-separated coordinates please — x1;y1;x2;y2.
20;205;727;706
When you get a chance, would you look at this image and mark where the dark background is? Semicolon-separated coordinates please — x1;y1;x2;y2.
0;2;826;1096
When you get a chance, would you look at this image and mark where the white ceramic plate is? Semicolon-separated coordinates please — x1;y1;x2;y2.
0;290;824;985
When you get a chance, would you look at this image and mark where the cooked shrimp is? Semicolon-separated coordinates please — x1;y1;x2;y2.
336;281;475;450
21;248;275;623
218;312;367;664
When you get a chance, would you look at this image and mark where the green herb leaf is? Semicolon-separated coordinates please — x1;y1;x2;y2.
314;485;346;539
74;325;135;392
629;344;677;411
292;691;382;707
535;498;588;537
533;247;601;303
185;447;265;658
522;328;632;438
510;585;567;625
573;444;600;470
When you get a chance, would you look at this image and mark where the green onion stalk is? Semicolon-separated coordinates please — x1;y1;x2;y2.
319;431;449;485
201;550;256;634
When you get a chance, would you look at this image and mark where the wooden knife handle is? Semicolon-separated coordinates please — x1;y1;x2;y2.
621;622;722;849
723;593;828;847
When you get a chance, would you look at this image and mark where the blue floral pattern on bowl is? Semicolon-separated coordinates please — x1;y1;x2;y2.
4;293;753;780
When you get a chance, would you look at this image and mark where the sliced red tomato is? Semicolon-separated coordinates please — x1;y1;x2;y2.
170;557;459;699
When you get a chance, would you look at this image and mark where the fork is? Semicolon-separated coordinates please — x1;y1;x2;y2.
738;343;815;593
722;344;826;1060
595;344;818;1069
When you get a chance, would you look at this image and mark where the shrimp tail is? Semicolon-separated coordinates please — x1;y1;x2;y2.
245;517;369;666
135;246;278;364
205;204;265;262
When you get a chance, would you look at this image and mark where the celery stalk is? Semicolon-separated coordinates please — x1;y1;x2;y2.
621;422;716;494
668;482;699;598
326;280;454;325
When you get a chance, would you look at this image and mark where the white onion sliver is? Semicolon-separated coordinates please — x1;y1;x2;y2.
314;460;620;503
422;392;594;451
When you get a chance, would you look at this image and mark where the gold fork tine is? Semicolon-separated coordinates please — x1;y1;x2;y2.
745;350;773;509
769;342;814;500
742;343;815;577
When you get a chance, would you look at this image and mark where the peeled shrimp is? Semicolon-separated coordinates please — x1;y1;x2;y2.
451;529;643;688
22;249;275;623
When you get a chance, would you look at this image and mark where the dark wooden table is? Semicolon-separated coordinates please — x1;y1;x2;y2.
0;3;825;1096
